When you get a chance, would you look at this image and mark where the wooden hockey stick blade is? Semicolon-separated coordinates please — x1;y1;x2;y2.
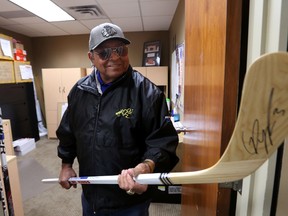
42;52;288;185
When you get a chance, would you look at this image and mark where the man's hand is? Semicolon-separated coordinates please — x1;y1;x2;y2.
58;163;77;189
118;160;155;195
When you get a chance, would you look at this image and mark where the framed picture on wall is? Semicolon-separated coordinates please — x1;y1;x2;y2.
142;41;161;66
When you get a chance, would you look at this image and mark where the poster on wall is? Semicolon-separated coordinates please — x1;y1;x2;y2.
142;41;161;66
171;42;185;111
176;42;185;111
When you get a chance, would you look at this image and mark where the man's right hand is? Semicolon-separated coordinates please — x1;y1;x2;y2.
58;163;77;189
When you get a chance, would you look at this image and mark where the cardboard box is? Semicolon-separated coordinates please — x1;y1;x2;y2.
0;33;14;60
0;60;15;83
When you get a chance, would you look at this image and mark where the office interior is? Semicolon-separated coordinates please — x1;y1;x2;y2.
0;0;288;215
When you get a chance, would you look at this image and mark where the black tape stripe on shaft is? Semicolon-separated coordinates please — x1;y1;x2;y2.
163;173;173;185
159;173;172;185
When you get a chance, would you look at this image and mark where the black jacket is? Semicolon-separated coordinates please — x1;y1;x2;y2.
57;66;179;213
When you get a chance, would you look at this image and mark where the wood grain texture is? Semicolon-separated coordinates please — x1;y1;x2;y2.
182;0;230;215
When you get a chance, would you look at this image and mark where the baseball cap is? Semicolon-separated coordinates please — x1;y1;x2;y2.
89;23;131;51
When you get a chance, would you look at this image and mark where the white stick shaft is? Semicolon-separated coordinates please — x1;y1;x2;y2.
41;161;257;185
42;173;164;185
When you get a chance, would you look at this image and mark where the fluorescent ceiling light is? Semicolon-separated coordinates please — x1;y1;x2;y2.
9;0;75;22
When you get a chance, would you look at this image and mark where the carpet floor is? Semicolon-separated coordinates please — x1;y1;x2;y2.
16;136;181;216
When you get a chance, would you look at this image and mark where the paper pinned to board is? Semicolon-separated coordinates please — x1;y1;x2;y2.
19;64;34;79
0;38;13;58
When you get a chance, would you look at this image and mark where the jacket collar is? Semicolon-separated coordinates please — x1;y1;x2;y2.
78;65;133;95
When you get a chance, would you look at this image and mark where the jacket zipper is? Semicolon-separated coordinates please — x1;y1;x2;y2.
92;102;100;214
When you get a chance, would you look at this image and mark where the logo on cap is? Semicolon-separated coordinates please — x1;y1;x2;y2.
101;25;117;38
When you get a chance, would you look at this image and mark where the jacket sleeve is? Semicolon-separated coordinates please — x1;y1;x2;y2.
142;93;179;173
56;93;77;165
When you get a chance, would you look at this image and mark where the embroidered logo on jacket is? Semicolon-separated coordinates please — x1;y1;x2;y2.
115;108;133;118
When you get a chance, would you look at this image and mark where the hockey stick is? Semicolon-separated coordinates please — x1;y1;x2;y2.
0;108;14;216
42;52;288;185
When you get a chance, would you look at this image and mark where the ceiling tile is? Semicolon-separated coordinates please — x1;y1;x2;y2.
96;0;136;4
1;24;46;37
0;16;17;26
0;0;179;37
0;10;34;19
52;21;90;35
54;0;98;7
99;2;140;18
0;0;23;12
23;23;69;36
80;18;112;30
111;17;143;32
143;15;173;31
140;0;179;16
9;16;46;24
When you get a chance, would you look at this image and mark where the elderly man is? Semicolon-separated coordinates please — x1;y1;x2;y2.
57;23;179;216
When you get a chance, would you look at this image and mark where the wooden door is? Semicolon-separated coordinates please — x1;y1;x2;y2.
42;69;62;111
42;69;62;138
42;68;85;138
60;68;86;102
181;0;244;215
